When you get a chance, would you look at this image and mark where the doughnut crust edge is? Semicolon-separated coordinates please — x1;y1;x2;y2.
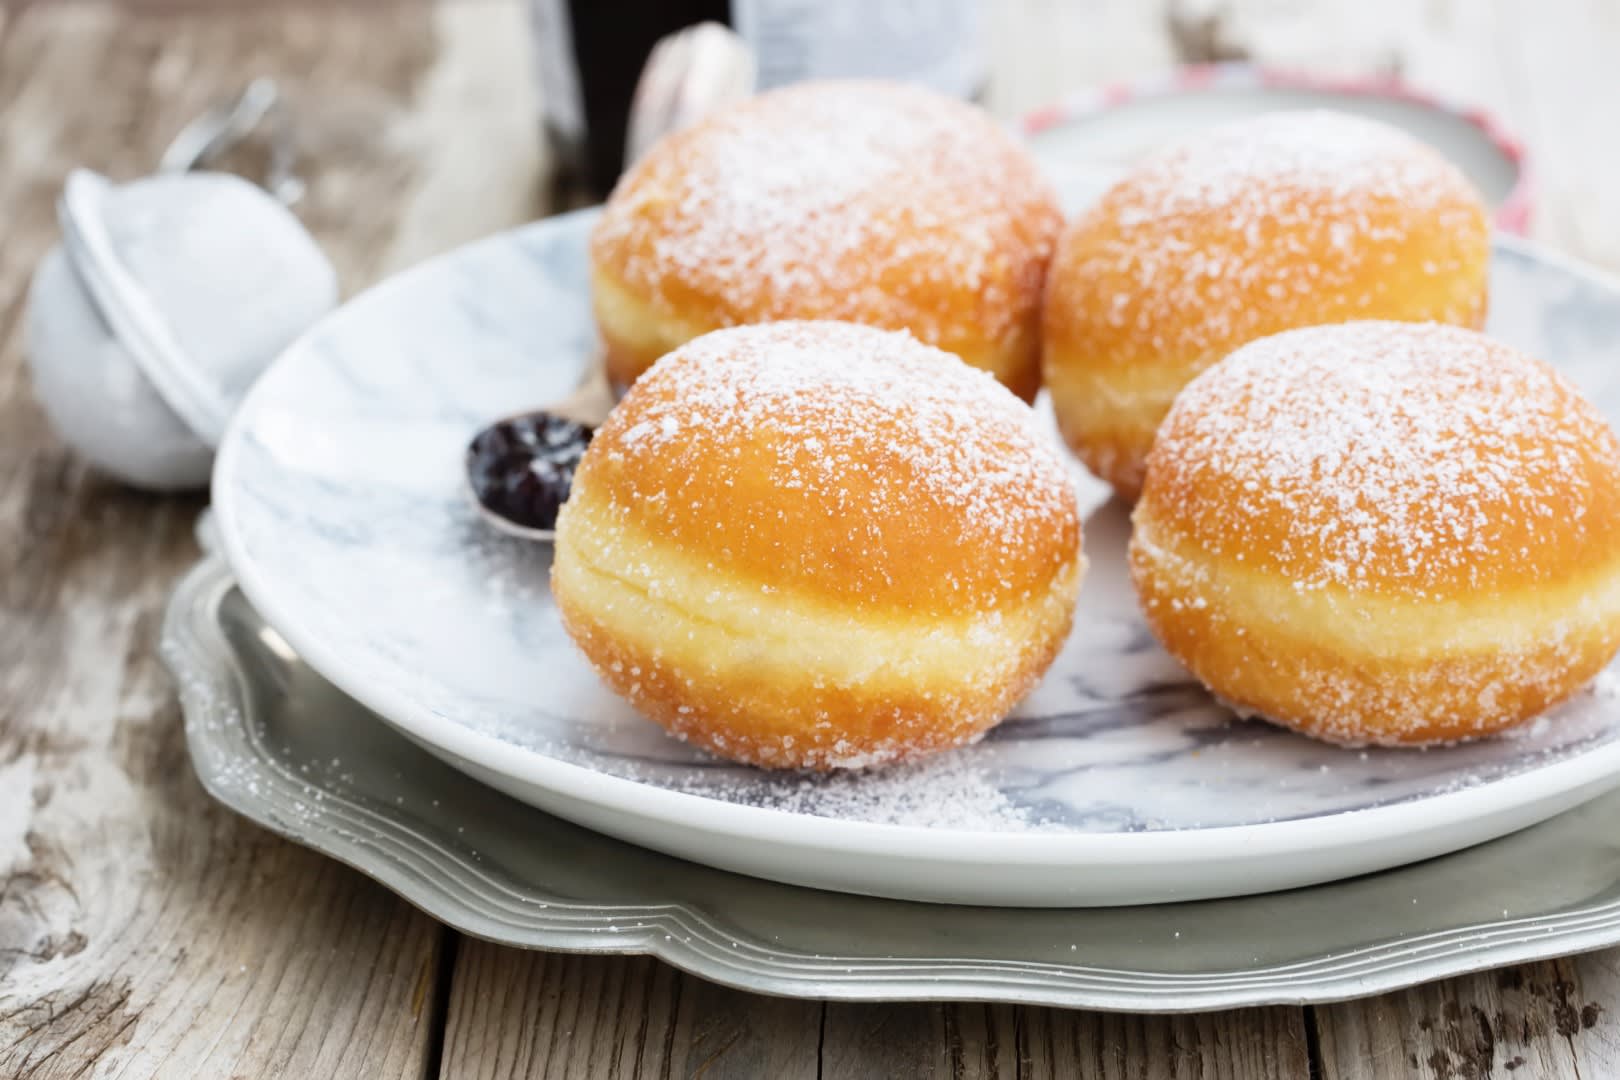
589;80;1063;401
1043;110;1491;499
552;321;1085;769
1128;320;1620;745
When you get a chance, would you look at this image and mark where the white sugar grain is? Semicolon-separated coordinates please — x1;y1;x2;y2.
593;80;1059;347
1154;320;1620;595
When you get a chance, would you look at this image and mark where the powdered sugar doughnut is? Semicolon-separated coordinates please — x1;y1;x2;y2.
1130;321;1620;746
590;80;1063;401
552;321;1084;770
1044;110;1491;500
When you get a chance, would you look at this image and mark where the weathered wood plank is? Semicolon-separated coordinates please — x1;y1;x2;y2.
442;950;1314;1080
1314;956;1618;1079
438;946;822;1080
1563;949;1620;1071
438;950;680;1079
819;1001;1020;1079
0;3;496;1076
663;970;821;1080
1016;1005;1314;1080
0;466;446;1080
816;1000;1313;1079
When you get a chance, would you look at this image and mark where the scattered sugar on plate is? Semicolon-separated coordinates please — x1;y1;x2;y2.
664;750;1043;832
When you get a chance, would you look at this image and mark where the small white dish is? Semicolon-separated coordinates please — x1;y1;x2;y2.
211;208;1620;906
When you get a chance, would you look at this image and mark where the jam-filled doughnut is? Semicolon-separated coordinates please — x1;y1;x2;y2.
1044;109;1491;500
589;80;1063;401
552;321;1084;769
1130;321;1620;746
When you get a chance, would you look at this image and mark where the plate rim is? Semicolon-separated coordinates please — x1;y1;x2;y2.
210;215;1620;884
1019;60;1534;234
165;553;1620;1011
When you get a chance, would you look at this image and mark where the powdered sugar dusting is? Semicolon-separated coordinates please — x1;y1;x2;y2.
1148;321;1620;596
1594;670;1620;699
1050;109;1489;366
582;320;1080;613
654;749;1042;831
1123;109;1474;220
591;80;1061;351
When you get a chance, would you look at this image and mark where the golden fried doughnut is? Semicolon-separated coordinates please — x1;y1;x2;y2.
1130;321;1620;746
1044;109;1491;500
589;80;1063;401
552;320;1084;769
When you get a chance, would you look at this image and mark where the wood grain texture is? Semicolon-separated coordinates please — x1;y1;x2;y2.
1315;957;1617;1080
438;950;682;1079
820;1001;1022;1078
439;946;821;1080
0;2;488;1076
1015;1005;1313;1080
442;955;1313;1080
807;1000;1312;1079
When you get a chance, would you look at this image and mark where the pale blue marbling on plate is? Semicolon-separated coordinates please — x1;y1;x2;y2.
216;209;1620;831
211;211;1620;905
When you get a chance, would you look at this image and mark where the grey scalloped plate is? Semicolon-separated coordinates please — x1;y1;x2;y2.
163;552;1620;1011
210;204;1620;907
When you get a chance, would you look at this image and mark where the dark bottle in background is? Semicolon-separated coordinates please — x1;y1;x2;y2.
529;0;985;200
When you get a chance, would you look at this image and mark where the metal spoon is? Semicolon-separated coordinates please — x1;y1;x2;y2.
160;77;306;206
464;363;615;542
465;21;754;542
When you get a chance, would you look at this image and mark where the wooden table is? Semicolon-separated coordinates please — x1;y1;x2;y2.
4;1;1620;1075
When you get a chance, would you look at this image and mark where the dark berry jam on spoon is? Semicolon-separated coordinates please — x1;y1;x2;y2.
465;364;614;541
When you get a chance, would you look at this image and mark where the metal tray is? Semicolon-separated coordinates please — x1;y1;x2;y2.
163;553;1620;1012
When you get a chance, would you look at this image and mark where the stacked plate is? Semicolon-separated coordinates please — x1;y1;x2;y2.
172;71;1620;1007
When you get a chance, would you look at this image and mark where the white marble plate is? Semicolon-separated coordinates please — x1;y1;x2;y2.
213;209;1620;906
